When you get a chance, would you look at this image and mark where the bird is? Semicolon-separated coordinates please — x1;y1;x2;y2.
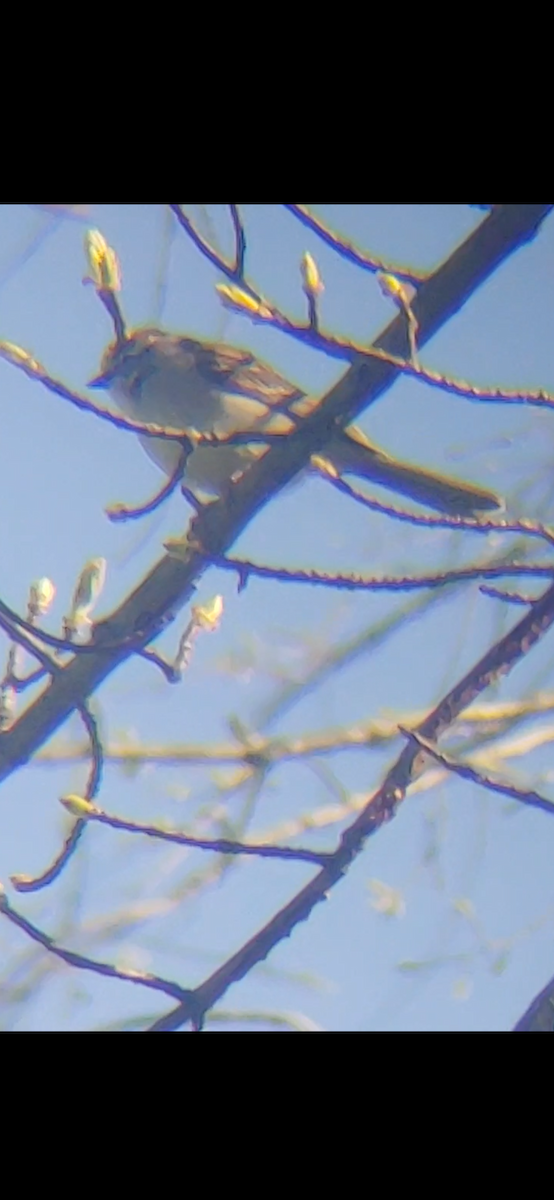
88;327;502;515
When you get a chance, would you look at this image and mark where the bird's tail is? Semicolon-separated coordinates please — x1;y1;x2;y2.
325;427;502;516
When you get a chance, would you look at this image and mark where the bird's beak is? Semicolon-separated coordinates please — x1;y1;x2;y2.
87;369;115;389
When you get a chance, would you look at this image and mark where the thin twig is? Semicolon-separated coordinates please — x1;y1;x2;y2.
96;287;126;343
210;554;554;594
0;892;188;1001
324;473;554;547
84;804;332;865
284;204;428;284
11;820;88;893
479;585;537;605
400;726;554;817
10;702;103;893
106;449;189;522
149;576;554;1030
229;204;246;277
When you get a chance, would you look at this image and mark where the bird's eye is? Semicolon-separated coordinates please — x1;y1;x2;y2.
119;345;143;374
127;369;145;401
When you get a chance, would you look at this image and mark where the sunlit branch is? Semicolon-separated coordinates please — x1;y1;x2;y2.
210;554;554;593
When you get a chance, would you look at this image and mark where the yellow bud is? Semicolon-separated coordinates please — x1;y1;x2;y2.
29;577;56;616
70;558;107;617
85;228;107;259
301;251;324;296
192;595;224;631
310;454;339;479
60;794;98;818
377;272;414;310
216;284;272;319
164;533;197;560
84;229;121;291
0;340;42;373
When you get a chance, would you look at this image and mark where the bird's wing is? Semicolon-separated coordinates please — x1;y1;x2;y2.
183;338;306;410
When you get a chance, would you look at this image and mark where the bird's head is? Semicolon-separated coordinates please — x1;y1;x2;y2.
87;328;165;390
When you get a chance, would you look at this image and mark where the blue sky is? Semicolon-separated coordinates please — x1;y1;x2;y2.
1;204;553;1031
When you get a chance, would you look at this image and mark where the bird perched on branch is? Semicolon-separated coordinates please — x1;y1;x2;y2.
89;327;502;515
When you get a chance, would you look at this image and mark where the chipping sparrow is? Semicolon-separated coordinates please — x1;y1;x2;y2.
89;328;501;514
